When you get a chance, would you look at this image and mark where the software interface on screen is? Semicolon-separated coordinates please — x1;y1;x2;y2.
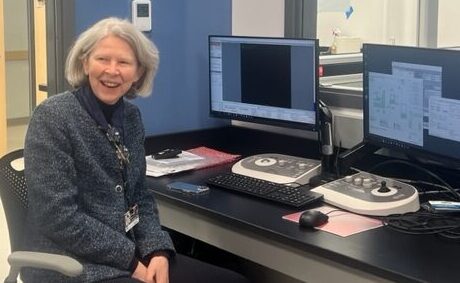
364;44;460;162
209;36;318;130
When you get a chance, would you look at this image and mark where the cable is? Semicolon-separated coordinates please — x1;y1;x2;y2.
395;178;455;191
347;166;362;174
368;159;460;200
393;178;460;201
383;211;460;240
335;140;342;176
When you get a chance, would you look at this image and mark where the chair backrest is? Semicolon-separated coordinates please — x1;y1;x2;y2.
0;149;28;252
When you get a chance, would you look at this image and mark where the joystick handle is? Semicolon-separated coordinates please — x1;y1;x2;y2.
378;181;391;193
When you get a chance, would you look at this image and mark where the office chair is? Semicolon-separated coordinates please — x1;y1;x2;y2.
0;149;82;283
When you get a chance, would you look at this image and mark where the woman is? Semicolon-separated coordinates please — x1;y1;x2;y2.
23;17;249;283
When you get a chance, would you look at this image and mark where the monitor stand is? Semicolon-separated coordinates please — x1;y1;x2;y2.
309;155;338;187
337;141;381;175
310;141;380;187
309;99;341;187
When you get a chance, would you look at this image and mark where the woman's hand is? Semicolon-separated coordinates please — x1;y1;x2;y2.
132;261;148;282
145;254;169;283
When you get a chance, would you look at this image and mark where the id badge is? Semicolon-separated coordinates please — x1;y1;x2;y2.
124;204;139;232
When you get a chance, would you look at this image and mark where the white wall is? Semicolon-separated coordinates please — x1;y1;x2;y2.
437;0;460;48
317;0;418;47
232;0;284;36
232;0;419;47
384;0;418;46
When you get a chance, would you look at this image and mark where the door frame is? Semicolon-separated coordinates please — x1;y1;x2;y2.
0;0;7;155
46;0;75;96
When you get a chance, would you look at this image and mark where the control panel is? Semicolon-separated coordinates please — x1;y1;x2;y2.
232;153;321;185
311;171;420;216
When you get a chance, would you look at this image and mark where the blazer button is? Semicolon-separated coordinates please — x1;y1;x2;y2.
115;185;123;193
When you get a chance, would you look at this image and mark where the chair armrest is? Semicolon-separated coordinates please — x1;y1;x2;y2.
5;251;83;282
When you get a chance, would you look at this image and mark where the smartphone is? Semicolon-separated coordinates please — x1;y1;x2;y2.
167;181;209;194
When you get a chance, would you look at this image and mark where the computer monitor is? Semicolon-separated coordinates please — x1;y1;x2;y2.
363;43;460;166
209;35;319;130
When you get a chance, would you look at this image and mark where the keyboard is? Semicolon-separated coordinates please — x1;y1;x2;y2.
206;173;323;208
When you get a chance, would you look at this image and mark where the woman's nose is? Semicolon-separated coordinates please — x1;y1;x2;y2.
105;61;120;75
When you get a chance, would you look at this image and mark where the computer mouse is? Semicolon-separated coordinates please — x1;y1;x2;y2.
299;210;329;228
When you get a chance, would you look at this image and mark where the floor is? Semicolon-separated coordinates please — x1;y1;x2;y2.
1;122;28;281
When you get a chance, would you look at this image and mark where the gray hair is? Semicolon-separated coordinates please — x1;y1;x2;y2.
65;17;159;97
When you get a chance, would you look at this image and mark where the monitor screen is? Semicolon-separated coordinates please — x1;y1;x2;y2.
209;35;318;130
363;44;460;165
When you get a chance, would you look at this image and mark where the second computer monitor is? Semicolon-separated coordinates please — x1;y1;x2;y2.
363;43;460;166
209;35;319;130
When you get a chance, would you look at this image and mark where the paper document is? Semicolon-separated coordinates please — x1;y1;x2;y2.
146;151;204;177
146;146;240;177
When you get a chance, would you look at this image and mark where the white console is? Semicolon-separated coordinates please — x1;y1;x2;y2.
232;153;321;185
311;171;420;216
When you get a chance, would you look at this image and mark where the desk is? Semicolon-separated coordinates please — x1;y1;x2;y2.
145;127;460;283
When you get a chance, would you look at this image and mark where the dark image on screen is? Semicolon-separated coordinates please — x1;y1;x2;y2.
363;44;460;163
209;36;318;130
240;44;291;108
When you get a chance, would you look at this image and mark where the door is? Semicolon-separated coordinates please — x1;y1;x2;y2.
1;0;31;155
1;0;47;154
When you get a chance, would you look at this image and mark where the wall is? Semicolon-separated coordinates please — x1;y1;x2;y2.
317;0;419;47
74;0;231;136
438;0;460;48
232;0;284;36
232;0;420;47
4;0;30;119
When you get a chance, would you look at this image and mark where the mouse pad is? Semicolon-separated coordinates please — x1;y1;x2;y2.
282;205;383;237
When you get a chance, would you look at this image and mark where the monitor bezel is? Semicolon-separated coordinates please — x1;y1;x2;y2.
363;43;460;167
208;35;319;131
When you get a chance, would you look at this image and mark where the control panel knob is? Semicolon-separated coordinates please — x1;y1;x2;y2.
298;163;307;170
353;177;363;186
344;175;353;183
362;178;373;189
278;160;287;167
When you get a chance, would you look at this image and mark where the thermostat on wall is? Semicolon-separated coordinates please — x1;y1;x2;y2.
132;0;152;32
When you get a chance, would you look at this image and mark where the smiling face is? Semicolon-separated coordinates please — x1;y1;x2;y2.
83;35;142;105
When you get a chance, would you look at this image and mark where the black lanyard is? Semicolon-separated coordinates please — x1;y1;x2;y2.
74;87;132;201
105;124;130;169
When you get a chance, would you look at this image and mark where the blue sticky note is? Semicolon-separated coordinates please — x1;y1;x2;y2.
345;6;354;19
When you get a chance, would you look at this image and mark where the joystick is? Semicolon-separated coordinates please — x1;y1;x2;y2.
378;181;391;193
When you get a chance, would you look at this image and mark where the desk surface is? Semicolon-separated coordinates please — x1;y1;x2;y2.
145;126;460;283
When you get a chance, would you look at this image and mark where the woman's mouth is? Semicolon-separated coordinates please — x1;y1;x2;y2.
101;80;121;88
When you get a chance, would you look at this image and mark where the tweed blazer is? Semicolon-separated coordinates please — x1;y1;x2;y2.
22;91;174;282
